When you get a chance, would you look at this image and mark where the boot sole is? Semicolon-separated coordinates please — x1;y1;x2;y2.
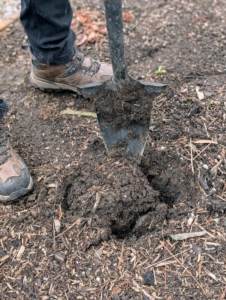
0;175;33;203
30;73;79;93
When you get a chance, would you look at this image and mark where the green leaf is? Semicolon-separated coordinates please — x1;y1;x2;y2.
155;65;167;75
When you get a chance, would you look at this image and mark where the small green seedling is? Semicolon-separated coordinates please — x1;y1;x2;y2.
155;66;167;75
185;99;191;105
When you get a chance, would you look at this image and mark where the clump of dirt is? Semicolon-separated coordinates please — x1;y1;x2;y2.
95;80;152;130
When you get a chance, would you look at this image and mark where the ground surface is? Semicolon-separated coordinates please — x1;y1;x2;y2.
0;0;226;299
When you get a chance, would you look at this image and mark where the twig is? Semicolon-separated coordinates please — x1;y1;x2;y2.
55;220;80;238
160;241;206;295
53;217;56;251
216;194;226;203
219;287;226;300
132;280;155;300
107;280;131;300
92;192;101;214
118;240;125;277
190;138;194;173
209;157;224;179
144;248;190;269
194;143;211;159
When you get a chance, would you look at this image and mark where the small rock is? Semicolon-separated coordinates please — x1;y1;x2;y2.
167;92;173;100
202;164;209;170
209;188;216;196
54;252;66;263
11;239;20;248
142;270;155;286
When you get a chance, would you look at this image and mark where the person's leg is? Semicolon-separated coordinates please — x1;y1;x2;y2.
20;0;76;65
20;0;113;93
0;99;33;203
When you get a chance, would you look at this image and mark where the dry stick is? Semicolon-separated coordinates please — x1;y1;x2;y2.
219;287;226;300
160;241;206;296
144;248;190;269
118;240;125;277
216;194;226;203
55;220;78;238
194;143;211;159
107;280;131;300
210;157;224;178
204;123;210;138
190;138;194;173
221;182;226;197
132;280;155;300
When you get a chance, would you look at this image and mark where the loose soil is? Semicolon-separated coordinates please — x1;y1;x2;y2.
0;0;226;299
94;79;153;158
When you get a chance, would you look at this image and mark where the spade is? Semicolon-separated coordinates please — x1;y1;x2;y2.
78;0;166;162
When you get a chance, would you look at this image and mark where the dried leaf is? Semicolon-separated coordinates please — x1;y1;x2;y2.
99;27;107;35
76;15;89;24
89;24;100;32
77;35;88;46
60;108;97;118
170;231;207;241
123;12;133;21
87;31;98;43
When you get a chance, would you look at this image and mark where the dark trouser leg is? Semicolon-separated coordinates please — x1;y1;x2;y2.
20;0;76;65
0;99;8;119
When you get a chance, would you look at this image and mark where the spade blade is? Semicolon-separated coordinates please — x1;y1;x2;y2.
97;114;150;162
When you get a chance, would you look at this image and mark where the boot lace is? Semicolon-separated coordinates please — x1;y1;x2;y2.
65;51;100;78
0;122;11;165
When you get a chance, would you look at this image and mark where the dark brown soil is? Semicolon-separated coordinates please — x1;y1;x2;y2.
1;0;226;299
95;80;151;129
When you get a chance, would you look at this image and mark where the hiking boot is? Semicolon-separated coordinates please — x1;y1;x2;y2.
0;100;33;203
30;51;113;93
